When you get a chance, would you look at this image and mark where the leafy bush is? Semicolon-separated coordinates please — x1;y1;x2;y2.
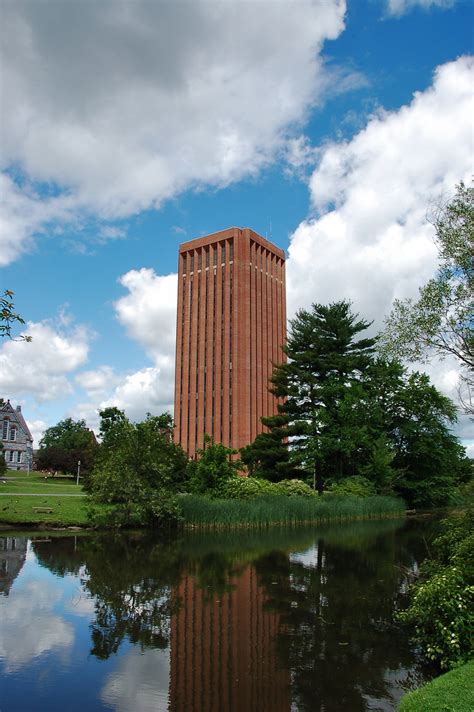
214;475;277;500
327;476;376;498
398;510;474;670
273;479;316;498
188;437;242;494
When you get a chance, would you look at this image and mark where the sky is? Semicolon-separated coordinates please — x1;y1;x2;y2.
0;0;473;453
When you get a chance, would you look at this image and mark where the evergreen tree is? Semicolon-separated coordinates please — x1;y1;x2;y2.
240;411;300;482
270;301;376;494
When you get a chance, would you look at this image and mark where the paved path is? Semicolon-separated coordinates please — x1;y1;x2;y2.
0;492;86;497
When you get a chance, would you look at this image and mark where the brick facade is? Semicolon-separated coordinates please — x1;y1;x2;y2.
173;227;286;458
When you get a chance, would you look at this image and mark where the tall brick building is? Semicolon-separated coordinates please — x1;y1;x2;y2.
174;227;286;457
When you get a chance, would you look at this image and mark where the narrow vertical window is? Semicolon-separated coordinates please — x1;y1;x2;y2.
205;247;209;268
229;239;233;262
198;250;202;271
182;253;187;274
2;420;8;440
190;252;194;272
10;428;16;442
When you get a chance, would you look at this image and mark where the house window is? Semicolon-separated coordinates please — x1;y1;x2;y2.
17;451;22;463
10;427;16;442
2;420;8;440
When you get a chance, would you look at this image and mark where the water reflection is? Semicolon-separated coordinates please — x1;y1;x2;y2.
0;520;436;712
0;536;27;595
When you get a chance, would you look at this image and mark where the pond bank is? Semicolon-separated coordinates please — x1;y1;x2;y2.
0;493;406;530
398;659;474;711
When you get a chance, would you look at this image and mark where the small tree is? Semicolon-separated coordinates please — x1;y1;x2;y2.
382;182;473;413
90;410;187;527
188;436;242;494
37;418;98;478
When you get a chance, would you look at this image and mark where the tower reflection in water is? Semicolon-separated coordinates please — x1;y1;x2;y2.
169;565;291;712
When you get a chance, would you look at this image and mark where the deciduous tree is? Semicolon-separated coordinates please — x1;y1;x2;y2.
382;182;473;413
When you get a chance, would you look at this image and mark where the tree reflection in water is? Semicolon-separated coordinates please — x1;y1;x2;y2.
29;519;436;711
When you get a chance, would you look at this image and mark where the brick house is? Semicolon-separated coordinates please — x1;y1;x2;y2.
0;399;33;471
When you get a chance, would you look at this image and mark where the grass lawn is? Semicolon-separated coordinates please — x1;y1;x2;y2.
0;471;89;526
398;660;474;712
0;494;89;526
1;471;83;495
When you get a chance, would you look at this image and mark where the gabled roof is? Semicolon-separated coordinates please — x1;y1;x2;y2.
0;400;33;443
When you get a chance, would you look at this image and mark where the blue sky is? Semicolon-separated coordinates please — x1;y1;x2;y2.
0;0;472;451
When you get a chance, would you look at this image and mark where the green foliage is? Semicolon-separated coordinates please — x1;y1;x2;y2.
274;479;317;497
398;659;474;712
37;417;98;478
269;300;377;494
328;476;376;498
179;493;405;529
39;417;96;450
398;511;474;670
261;300;467;506
90;410;187;527
240;413;301;481
214;475;276;500
187;436;242;494
0;289;31;341
357;360;470;507
382;182;473;414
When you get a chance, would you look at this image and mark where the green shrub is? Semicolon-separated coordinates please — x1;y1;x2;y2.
327;476;376;498
274;479;316;498
214;475;277;500
398;510;474;670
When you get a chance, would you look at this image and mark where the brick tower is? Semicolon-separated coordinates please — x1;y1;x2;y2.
173;227;286;458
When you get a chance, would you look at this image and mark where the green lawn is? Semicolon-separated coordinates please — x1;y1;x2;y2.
398;660;474;712
0;471;88;526
0;494;89;526
1;471;83;494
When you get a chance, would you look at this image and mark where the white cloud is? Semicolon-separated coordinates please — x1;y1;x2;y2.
25;418;48;448
101;647;170;712
386;0;456;16
286;56;473;329
115;269;177;362
0;317;91;402
0;577;74;672
75;366;121;400
1;0;347;263
100;364;175;421
285;56;473;439
71;268;178;425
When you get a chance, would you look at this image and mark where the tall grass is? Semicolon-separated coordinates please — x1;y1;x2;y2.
179;494;405;529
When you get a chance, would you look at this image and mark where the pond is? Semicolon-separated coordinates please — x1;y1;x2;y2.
0;518;437;712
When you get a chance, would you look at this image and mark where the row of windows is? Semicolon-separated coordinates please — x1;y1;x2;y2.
3;450;23;463
2;420;18;441
181;239;234;274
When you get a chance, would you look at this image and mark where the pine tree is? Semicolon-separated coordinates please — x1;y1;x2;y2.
270;301;376;494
